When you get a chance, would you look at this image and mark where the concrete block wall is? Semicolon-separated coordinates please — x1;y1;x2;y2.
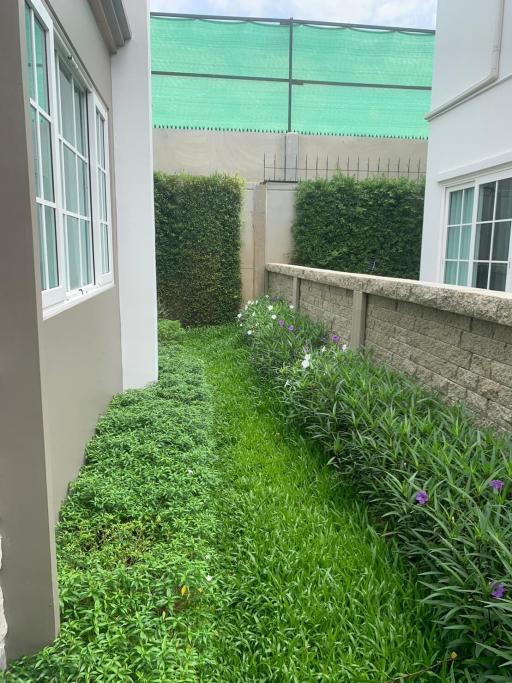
267;263;512;431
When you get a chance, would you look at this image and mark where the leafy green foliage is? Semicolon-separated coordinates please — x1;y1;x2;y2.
293;175;424;279
184;325;452;682
154;172;243;326
240;297;512;681
2;324;221;682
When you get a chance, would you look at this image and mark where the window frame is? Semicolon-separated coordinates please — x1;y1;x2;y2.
25;0;115;315
441;167;512;293
88;93;114;287
26;0;67;308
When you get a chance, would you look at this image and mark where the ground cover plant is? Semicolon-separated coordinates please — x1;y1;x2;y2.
293;175;424;279
2;321;452;682
154;172;243;326
1;321;222;682
239;297;512;681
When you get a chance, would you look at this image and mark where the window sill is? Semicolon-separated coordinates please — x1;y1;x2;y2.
42;282;115;320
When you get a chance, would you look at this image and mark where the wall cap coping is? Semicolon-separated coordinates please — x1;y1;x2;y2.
266;263;512;327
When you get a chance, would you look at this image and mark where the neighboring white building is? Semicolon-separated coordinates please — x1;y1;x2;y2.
421;0;512;293
0;0;157;664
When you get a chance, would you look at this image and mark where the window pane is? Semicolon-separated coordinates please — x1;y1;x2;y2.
496;178;512;220
98;169;107;221
445;225;460;259
473;262;489;289
477;182;496;222
25;5;35;101
74;89;86;156
59;64;75;145
34;17;49;113
444;261;458;285
80;220;93;285
448;190;463;225
457;261;469;286
78;159;89;216
37;204;46;290
462;187;474;224
45;206;58;289
490;263;508;292
66;216;81;290
62;145;78;212
101;223;109;274
460;225;471;260
96;112;106;168
39;115;54;201
492;221;511;261
30;107;40;196
475;223;492;260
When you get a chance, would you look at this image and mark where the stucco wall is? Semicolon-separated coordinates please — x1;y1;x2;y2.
268;263;512;430
38;0;123;519
153;128;427;183
420;0;512;283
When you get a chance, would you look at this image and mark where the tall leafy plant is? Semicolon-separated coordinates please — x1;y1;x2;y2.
293;175;424;279
154;172;243;326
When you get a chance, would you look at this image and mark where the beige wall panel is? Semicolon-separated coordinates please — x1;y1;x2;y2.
41;290;122;518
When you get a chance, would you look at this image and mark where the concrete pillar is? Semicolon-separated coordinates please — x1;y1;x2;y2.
284;132;299;182
0;0;59;662
112;0;158;390
350;291;368;349
253;183;267;297
292;276;301;310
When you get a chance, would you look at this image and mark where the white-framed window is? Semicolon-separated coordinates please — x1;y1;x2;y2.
442;170;512;292
24;0;113;313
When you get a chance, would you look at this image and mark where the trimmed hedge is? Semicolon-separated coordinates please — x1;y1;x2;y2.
239;297;512;681
155;172;243;326
293;175;424;279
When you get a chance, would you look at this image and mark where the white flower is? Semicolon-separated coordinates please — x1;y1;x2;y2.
206;575;213;582
289;304;294;309
271;314;277;320
301;358;310;369
205;554;211;560
341;344;348;352
265;294;270;298
187;469;194;475
247;330;253;335
304;353;311;361
237;313;242;318
321;346;326;353
268;305;273;311
239;323;243;327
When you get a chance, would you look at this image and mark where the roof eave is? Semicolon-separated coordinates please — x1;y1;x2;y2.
88;0;132;54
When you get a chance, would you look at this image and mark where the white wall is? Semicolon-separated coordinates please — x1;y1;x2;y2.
421;0;512;282
112;0;158;389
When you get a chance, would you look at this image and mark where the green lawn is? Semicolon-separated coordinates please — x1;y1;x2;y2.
185;325;451;682
2;323;452;682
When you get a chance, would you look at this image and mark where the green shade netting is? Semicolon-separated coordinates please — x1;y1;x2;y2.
151;17;434;138
151;17;289;78
293;25;434;86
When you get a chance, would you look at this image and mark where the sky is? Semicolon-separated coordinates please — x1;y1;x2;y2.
149;0;437;30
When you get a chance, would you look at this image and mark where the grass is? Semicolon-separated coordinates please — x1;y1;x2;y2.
184;325;452;682
2;322;453;682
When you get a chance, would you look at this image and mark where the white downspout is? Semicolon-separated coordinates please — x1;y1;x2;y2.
426;0;505;121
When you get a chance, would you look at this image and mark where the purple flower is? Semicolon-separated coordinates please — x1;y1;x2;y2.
415;490;429;505
288;325;295;332
278;319;285;327
490;479;505;491
331;334;340;343
271;296;278;302
491;582;506;599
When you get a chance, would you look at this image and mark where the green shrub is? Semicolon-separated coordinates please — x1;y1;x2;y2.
2;323;221;682
239;297;512;680
293;175;424;279
154;172;243;326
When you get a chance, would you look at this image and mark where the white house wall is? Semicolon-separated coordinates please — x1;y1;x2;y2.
421;0;512;282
